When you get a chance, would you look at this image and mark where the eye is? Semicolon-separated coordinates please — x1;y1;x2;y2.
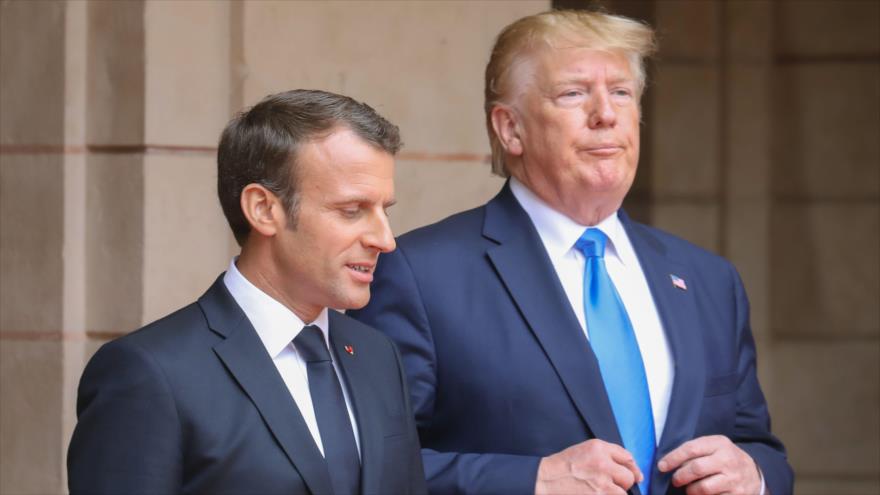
556;89;587;107
559;89;584;99
383;200;397;218
340;207;361;219
611;88;634;98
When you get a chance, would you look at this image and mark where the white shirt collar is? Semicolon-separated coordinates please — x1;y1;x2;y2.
509;177;637;266
223;258;330;358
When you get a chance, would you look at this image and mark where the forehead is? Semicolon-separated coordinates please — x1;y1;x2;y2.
296;127;394;186
507;45;635;94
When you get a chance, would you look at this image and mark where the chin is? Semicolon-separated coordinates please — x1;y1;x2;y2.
340;293;370;311
580;179;630;198
587;170;634;193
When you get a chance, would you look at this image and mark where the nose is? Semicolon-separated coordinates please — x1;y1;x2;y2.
587;89;617;129
364;209;396;253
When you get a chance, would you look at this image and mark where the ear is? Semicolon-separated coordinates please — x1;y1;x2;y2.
240;184;285;238
490;104;523;156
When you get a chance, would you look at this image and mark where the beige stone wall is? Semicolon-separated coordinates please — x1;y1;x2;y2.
0;1;877;494
1;1;66;492
767;2;879;493
640;1;880;494
0;1;544;493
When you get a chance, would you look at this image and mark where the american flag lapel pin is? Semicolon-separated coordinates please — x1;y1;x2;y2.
344;345;355;356
670;274;688;291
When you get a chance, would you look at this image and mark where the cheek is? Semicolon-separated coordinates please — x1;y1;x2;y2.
538;119;577;153
533;108;572;133
623;111;641;144
630;133;640;166
327;230;362;257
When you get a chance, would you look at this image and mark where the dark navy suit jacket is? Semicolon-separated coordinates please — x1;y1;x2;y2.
349;183;793;495
68;276;427;495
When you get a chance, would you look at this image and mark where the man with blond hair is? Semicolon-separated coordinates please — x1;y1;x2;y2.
350;10;793;495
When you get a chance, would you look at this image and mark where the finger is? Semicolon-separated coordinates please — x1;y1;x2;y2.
684;473;727;495
671;455;723;487
659;436;723;472
606;444;643;482
608;460;638;490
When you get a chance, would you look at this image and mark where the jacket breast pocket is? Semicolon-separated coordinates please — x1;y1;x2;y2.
704;373;738;397
697;373;739;436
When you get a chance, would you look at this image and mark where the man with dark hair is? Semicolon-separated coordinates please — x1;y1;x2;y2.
350;10;792;495
68;89;427;495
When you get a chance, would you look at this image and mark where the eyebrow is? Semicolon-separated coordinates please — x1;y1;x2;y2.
552;74;635;87
331;197;397;208
606;75;636;86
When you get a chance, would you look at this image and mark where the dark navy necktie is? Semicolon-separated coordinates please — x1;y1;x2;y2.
575;228;655;495
294;325;361;495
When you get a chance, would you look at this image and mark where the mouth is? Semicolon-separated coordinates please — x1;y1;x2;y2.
346;263;375;283
583;145;623;157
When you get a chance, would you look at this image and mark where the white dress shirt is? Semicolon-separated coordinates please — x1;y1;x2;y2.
510;178;675;442
223;258;361;457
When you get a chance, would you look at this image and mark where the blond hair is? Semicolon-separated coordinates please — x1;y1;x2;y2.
484;10;657;177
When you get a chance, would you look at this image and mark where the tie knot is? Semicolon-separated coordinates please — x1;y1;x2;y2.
575;228;607;258
294;325;332;363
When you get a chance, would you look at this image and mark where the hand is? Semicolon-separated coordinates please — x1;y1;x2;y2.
658;435;762;495
535;439;643;495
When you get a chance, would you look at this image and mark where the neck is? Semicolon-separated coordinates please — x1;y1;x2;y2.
236;243;322;323
511;171;622;226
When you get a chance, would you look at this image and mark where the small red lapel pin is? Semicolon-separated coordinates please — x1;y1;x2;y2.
344;345;355;355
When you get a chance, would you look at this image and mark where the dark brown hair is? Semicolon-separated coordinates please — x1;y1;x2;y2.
217;89;401;245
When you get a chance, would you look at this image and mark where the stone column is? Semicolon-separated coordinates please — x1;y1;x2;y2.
1;1;67;492
768;2;879;493
2;2;233;492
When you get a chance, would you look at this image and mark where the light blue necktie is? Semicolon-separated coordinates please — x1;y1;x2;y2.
576;228;655;495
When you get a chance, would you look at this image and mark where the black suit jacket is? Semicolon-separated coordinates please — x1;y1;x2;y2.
68;275;427;495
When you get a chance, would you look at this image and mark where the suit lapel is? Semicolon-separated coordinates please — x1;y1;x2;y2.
483;184;623;446
198;278;334;495
327;311;385;495
620;214;707;493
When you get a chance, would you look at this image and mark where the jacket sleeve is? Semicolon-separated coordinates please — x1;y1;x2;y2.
67;338;182;495
350;247;541;495
387;335;429;495
727;264;795;495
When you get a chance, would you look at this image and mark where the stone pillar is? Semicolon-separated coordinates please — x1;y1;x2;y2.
768;2;879;493
140;0;233;324
2;1;233;492
649;1;723;253
1;1;67;492
635;1;880;492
